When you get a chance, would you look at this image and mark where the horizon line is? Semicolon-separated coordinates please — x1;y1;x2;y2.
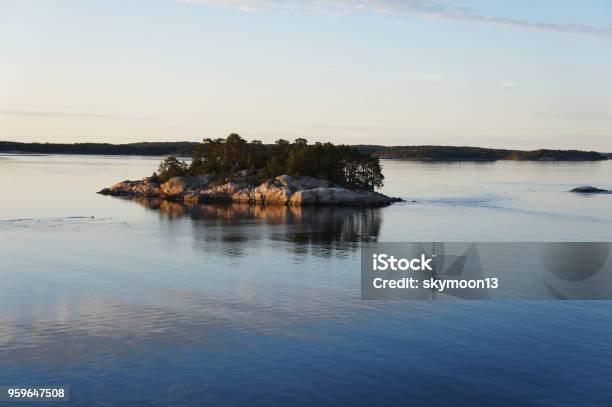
1;139;610;154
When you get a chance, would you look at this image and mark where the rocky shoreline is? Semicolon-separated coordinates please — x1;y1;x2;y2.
98;174;402;207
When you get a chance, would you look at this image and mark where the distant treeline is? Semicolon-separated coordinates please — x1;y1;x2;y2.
371;146;608;161
0;140;607;161
0;141;197;156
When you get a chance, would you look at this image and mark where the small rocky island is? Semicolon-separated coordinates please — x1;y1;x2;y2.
99;134;401;207
570;186;611;194
99;173;400;206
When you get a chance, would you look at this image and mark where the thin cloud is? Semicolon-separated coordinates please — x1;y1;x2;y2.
178;0;612;37
243;120;411;133
499;81;518;89
0;109;148;121
537;110;612;122
402;71;447;83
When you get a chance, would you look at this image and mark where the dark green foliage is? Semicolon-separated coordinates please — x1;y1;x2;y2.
374;146;509;160
185;134;384;191
188;144;205;175
156;156;188;182
353;145;388;155
504;149;607;161
0;141;197;156
374;146;607;161
2;141;605;162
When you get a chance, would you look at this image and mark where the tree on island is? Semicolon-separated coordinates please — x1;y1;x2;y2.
155;134;384;191
154;156;188;182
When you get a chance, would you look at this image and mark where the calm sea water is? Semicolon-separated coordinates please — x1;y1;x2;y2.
1;155;612;406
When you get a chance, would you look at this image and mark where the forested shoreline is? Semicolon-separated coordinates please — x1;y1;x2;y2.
0;141;197;156
372;146;607;161
1;140;607;161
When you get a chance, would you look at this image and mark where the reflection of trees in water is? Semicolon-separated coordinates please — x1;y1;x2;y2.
130;197;382;258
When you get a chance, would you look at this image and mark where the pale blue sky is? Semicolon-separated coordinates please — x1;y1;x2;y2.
1;0;611;149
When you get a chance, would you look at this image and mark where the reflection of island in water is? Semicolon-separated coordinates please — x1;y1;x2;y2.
129;197;383;256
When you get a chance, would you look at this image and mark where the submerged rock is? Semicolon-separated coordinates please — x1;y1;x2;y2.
99;174;401;207
570;186;611;194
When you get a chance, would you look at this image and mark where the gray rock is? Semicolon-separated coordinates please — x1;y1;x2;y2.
252;180;293;203
132;178;161;196
183;192;200;204
570;186;611;194
275;175;334;191
200;182;246;202
100;174;401;207
101;177;160;196
236;169;254;177
290;187;398;206
160;175;214;197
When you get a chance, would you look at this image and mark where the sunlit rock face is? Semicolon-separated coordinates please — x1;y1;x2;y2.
275;175;335;191
99;174;401;207
250;178;295;204
200;182;246;202
160;175;215;197
289;188;395;206
99;177;161;197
